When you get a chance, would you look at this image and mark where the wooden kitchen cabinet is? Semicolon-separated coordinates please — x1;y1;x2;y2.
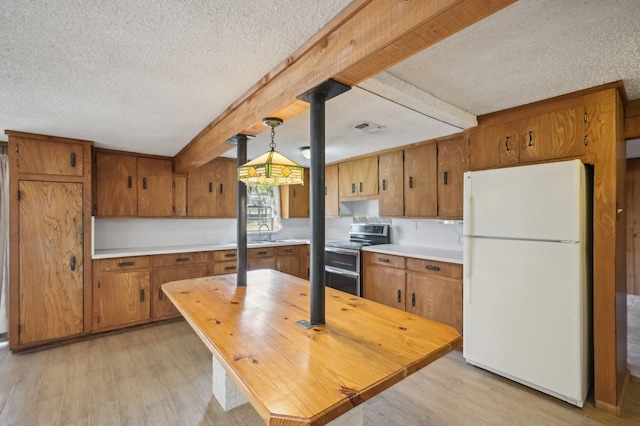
437;135;465;219
378;151;404;216
281;168;310;218
404;144;437;217
338;156;378;199
8;131;93;350
276;245;308;279
187;158;237;217
468;122;520;171
325;164;340;217
248;247;277;270
151;252;210;320
95;151;173;217
173;174;187;216
212;249;238;275
363;251;463;334
93;256;151;332
363;252;405;310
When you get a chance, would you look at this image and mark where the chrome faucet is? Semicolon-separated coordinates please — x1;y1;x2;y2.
258;223;271;242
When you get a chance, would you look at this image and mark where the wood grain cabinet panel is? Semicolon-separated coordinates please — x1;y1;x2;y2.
363;264;405;310
437;136;465;219
378;151;404;216
18;181;85;345
406;273;462;334
325;164;339;217
187;158;236;217
137;157;173;217
173;174;187;216
275;245;308;279
215;158;237;218
93;270;150;331
338;156;378;199
212;261;238;275
281;169;310;218
468;123;519;171
15;137;84;177
152;264;209;320
95;152;138;216
404;144;437;217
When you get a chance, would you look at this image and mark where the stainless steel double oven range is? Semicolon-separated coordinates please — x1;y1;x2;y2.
324;223;391;297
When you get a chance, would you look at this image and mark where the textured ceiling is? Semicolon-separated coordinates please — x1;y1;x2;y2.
1;0;640;161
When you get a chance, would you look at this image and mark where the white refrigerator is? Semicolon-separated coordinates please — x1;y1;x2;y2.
463;159;591;407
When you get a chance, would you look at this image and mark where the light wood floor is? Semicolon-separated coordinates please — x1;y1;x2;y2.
628;294;640;380
0;321;639;426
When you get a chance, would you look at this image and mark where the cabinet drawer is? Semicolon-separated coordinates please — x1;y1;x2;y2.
213;249;237;262
248;247;276;258
405;258;462;279
153;251;209;267
276;245;300;256
212;261;237;275
98;256;150;272
363;252;405;269
16;137;85;177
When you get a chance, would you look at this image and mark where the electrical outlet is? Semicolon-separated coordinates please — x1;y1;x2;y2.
411;221;417;230
206;232;213;240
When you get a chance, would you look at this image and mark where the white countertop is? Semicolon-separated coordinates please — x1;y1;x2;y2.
362;244;463;264
92;240;310;259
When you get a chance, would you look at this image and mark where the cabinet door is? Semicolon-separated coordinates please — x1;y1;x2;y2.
468;123;519;171
338;160;356;198
16;137;84;177
212;261;238;275
378;151;404;216
96;153;137;216
363;264;405;310
173;174;187;217
357;156;379;196
325;164;339;217
276;255;302;277
519;105;586;163
137;157;173;217
437;136;465;219
404;144;437;217
248;257;277;270
187;162;216;217
152;264;208;319
282;169;310;218
215;159;237;217
93;271;150;331
18;181;84;345
406;272;462;334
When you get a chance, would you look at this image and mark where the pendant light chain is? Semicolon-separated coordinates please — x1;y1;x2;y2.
270;125;276;150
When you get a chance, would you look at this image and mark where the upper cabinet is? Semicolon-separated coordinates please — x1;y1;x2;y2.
469;103;586;171
95;152;173;217
187;157;237;218
14;136;85;177
281;168;310;218
378;151;404;217
338;156;378;199
404;144;437;217
325;164;340;217
437;135;465;219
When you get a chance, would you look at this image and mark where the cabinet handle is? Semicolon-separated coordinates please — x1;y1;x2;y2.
443;171;448;185
176;257;189;262
70;153;76;168
225;265;236;271
70;256;76;271
159;288;163;300
219;183;223;194
504;136;510;151
293;188;297;197
409;176;414;189
142;177;147;190
382;179;387;191
140;289;145;302
527;131;534;147
359;182;363;193
425;265;440;271
324;186;327;196
257;251;268;255
397;289;402;303
224;253;236;258
128;176;132;188
284;249;294;253
351;183;355;194
378;258;389;263
118;261;134;267
411;292;416;307
209;182;213;193
584;135;589;146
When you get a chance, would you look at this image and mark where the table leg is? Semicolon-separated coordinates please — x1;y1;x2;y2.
212;356;248;411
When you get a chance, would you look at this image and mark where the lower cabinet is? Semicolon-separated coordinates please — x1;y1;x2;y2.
248;247;277;270
212;249;238;275
93;256;151;332
276;245;309;279
363;252;463;334
151;252;210;320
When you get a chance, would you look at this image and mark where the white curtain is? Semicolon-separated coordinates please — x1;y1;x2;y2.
0;152;8;336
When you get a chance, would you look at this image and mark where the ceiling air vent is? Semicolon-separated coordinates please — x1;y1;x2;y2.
354;121;385;133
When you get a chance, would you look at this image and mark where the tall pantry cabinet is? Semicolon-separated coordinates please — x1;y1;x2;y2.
6;131;93;350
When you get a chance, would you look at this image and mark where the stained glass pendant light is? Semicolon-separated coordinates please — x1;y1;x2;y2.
237;117;304;186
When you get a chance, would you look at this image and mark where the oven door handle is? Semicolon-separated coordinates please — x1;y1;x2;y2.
325;265;360;278
325;246;359;256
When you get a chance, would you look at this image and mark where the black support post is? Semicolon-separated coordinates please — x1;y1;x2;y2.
309;91;327;326
236;134;248;286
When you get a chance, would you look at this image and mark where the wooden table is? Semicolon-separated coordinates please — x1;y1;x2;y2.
163;270;461;426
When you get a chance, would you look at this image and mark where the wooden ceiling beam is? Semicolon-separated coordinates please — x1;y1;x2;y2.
175;0;517;173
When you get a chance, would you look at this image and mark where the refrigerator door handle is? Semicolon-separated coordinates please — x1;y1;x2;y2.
463;237;471;304
463;173;472;236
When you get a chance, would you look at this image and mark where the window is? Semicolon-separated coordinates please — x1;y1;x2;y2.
247;184;281;232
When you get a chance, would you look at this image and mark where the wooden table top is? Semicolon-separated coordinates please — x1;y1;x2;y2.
163;270;462;426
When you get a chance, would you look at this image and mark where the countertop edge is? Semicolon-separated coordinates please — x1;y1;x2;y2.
362;245;463;264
